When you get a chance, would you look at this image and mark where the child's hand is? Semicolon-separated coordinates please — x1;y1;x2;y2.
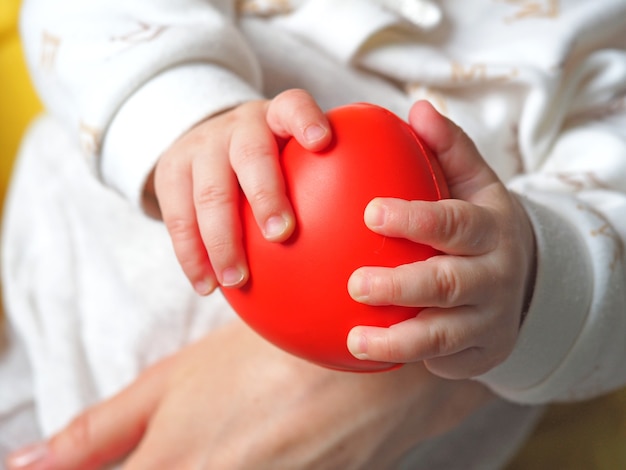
347;101;536;380
148;89;331;294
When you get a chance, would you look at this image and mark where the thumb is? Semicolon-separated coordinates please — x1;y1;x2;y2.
408;100;499;201
6;359;172;470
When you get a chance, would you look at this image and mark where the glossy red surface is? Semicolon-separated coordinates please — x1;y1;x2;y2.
222;103;449;372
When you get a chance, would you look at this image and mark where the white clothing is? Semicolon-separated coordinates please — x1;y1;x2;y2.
2;0;626;467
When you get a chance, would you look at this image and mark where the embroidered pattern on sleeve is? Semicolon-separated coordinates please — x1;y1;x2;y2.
237;0;293;16
495;0;560;22
579;203;625;271
40;31;61;72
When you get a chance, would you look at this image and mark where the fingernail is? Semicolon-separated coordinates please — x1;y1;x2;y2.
364;201;386;229
6;443;49;469
263;214;290;241
221;267;246;287
347;330;369;360
348;271;371;301
194;278;216;296
303;124;327;144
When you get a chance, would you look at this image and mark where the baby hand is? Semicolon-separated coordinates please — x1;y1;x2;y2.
347;101;536;380
148;89;331;294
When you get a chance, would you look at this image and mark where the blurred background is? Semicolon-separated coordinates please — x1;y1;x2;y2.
1;0;40;202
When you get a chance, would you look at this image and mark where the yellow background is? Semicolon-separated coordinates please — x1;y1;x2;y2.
1;1;625;467
0;0;41;202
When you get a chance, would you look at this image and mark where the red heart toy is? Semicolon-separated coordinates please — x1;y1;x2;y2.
222;103;449;372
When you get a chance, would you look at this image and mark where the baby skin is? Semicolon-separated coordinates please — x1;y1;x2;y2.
150;88;536;379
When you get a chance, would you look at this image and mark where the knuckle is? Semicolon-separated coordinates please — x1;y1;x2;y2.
384;337;403;362
360;271;403;305
433;261;462;306
231;99;267;120
274;88;309;106
440;203;467;240
247;184;277;209
203;235;233;259
62;410;96;458
387;273;406;303
376;333;406;363
271;89;319;124
425;323;453;357
405;202;425;234
194;183;235;210
164;216;197;242
154;153;176;177
415;202;452;237
232;141;271;167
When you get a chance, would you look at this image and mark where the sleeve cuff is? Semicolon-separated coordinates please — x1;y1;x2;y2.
100;63;263;209
477;193;594;403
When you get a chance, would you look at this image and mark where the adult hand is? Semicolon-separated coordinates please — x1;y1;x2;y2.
6;320;493;469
